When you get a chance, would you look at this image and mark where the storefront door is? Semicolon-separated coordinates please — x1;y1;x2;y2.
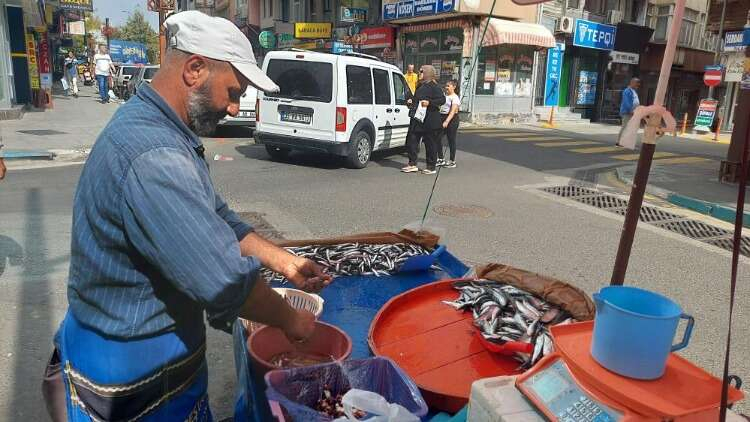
0;1;11;109
570;48;600;118
7;5;29;105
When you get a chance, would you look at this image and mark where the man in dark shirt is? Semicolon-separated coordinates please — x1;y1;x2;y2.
52;11;330;421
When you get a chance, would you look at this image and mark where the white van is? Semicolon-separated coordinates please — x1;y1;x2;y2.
255;50;412;168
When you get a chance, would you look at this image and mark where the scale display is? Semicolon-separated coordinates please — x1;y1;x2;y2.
520;359;623;422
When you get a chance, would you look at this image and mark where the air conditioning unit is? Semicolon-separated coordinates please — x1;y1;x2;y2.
607;10;623;25
558;16;575;33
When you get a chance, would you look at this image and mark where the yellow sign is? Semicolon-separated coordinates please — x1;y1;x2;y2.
25;33;40;89
295;41;318;50
294;23;332;39
60;0;94;12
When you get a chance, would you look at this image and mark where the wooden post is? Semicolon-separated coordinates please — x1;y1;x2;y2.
549;106;555;125
681;113;688;136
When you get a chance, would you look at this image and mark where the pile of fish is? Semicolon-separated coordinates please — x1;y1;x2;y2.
443;279;574;370
261;243;437;283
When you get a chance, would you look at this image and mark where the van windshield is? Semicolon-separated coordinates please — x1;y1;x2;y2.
265;59;333;103
122;67;139;76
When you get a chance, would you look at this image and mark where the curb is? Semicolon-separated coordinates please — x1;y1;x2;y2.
614;167;750;228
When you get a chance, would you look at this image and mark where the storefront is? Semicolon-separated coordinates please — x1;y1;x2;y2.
472;18;555;115
351;26;396;65
718;31;747;132
401;22;468;86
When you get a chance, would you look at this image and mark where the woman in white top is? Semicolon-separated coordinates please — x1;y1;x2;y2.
437;79;460;168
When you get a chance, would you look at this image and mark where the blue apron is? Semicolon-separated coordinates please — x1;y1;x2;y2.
55;312;212;422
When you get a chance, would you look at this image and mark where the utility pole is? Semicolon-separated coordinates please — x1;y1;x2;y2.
105;17;110;50
159;6;166;64
707;0;727;100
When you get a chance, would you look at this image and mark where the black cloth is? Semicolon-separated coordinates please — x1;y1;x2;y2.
411;81;446;133
438;114;459;161
407;129;441;170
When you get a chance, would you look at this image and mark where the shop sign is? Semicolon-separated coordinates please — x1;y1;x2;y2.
609;51;638;65
382;0;454;21
332;41;354;54
544;43;564;106
67;20;85;35
258;31;276;49
694;99;717;128
742;58;750;90
341;7;367;23
723;53;744;82
573;19;616;51
25;33;40;90
295;41;319;50
277;33;295;48
38;31;51;73
358;27;394;49
724;31;745;52
59;0;94;12
576;70;598;105
294;22;332;39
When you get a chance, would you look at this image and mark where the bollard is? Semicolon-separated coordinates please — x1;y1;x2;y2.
549;106;555;125
680;113;688;136
714;116;723;141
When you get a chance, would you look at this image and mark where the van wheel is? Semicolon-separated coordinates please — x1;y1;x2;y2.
265;145;291;160
346;130;372;169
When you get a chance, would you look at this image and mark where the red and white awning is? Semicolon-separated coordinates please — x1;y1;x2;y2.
481;18;556;49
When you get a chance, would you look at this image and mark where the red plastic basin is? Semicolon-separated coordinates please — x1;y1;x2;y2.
247;321;352;375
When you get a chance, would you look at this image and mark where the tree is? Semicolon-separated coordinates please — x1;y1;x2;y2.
84;14;103;33
115;11;159;63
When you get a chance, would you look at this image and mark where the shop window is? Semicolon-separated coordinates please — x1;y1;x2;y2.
441;28;463;52
474;46;535;98
373;68;391;105
392;72;408;105
404;33;419;55
515;48;534;97
346;65;373;105
419;31;440;54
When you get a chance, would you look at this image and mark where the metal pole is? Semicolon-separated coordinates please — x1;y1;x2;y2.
105;17;110;50
707;0;727;100
159;3;166;64
611;0;687;285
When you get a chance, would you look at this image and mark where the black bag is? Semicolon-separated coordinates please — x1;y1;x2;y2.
42;348;68;422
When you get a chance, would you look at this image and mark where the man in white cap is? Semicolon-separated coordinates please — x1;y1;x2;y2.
47;11;330;421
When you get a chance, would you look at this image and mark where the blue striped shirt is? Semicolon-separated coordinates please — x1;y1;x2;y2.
67;83;260;339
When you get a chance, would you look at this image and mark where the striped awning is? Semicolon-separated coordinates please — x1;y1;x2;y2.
399;18;472;34
481;18;556;49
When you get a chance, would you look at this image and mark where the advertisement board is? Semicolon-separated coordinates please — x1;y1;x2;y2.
544;43;564;106
382;0;454;21
294;23;332;39
694;99;718;128
59;0;94;11
109;40;148;64
573;19;616;51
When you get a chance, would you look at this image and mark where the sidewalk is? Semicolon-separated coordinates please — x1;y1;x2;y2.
1;85;119;167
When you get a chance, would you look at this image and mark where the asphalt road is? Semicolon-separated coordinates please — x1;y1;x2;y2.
1;126;749;420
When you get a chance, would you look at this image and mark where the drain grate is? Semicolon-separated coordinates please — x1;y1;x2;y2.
237;212;285;241
17;129;68;136
541;185;750;257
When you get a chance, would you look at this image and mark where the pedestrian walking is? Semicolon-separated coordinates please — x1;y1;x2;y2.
64;51;79;98
404;64;418;94
42;11;330;422
401;65;446;175
617;77;640;146
93;45;114;104
437;79;460;168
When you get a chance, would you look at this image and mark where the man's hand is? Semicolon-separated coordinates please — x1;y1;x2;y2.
420;100;430;107
283;256;332;292
0;158;6;180
281;309;316;343
442;121;449;129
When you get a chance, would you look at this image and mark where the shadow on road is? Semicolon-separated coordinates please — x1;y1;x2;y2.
7;188;55;421
0;235;23;278
235;144;409;171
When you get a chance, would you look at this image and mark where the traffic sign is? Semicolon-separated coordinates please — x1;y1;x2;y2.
694;98;718;131
704;65;723;87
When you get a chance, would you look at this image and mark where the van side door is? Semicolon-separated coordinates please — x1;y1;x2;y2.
391;72;412;147
345;64;375;145
371;66;394;150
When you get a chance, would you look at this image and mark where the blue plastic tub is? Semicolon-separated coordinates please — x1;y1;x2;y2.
265;357;428;421
591;286;694;380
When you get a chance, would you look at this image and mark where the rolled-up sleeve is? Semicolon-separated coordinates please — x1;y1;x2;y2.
121;147;259;329
215;193;254;241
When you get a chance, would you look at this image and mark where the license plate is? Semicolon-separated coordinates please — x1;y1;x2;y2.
280;112;312;124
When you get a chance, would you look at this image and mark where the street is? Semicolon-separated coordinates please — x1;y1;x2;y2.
2;86;750;420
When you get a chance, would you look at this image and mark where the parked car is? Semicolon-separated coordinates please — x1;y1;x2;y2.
219;86;257;132
113;64;140;98
123;65;159;100
254;50;412;168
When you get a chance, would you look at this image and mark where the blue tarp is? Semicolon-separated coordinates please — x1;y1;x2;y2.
109;39;148;64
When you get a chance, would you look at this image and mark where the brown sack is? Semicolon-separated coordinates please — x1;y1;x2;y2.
274;229;439;250
476;263;595;321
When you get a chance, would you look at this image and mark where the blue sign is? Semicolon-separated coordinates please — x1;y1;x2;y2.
331;42;353;54
544;43;565;107
705;65;723;71
745;28;750;45
109;39;148;64
724;31;745;51
573;19;616;51
576;70;598;105
383;0;453;20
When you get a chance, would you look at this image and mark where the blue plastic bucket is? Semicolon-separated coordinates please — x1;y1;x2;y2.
591;286;694;380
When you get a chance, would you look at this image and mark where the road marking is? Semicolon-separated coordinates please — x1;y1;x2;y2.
569;146;623;154
652;156;713;165
535;141;600;147
503;137;574;142
610;152;677;161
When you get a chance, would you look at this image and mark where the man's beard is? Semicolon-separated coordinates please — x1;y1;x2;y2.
186;82;226;137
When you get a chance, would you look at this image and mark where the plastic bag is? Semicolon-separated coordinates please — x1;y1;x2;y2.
264;357;427;422
413;103;426;123
60;78;69;91
332;389;419;422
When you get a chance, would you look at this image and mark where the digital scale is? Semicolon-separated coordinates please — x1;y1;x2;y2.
510;321;745;422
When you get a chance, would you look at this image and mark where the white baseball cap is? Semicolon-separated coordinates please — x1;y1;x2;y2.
164;10;279;93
